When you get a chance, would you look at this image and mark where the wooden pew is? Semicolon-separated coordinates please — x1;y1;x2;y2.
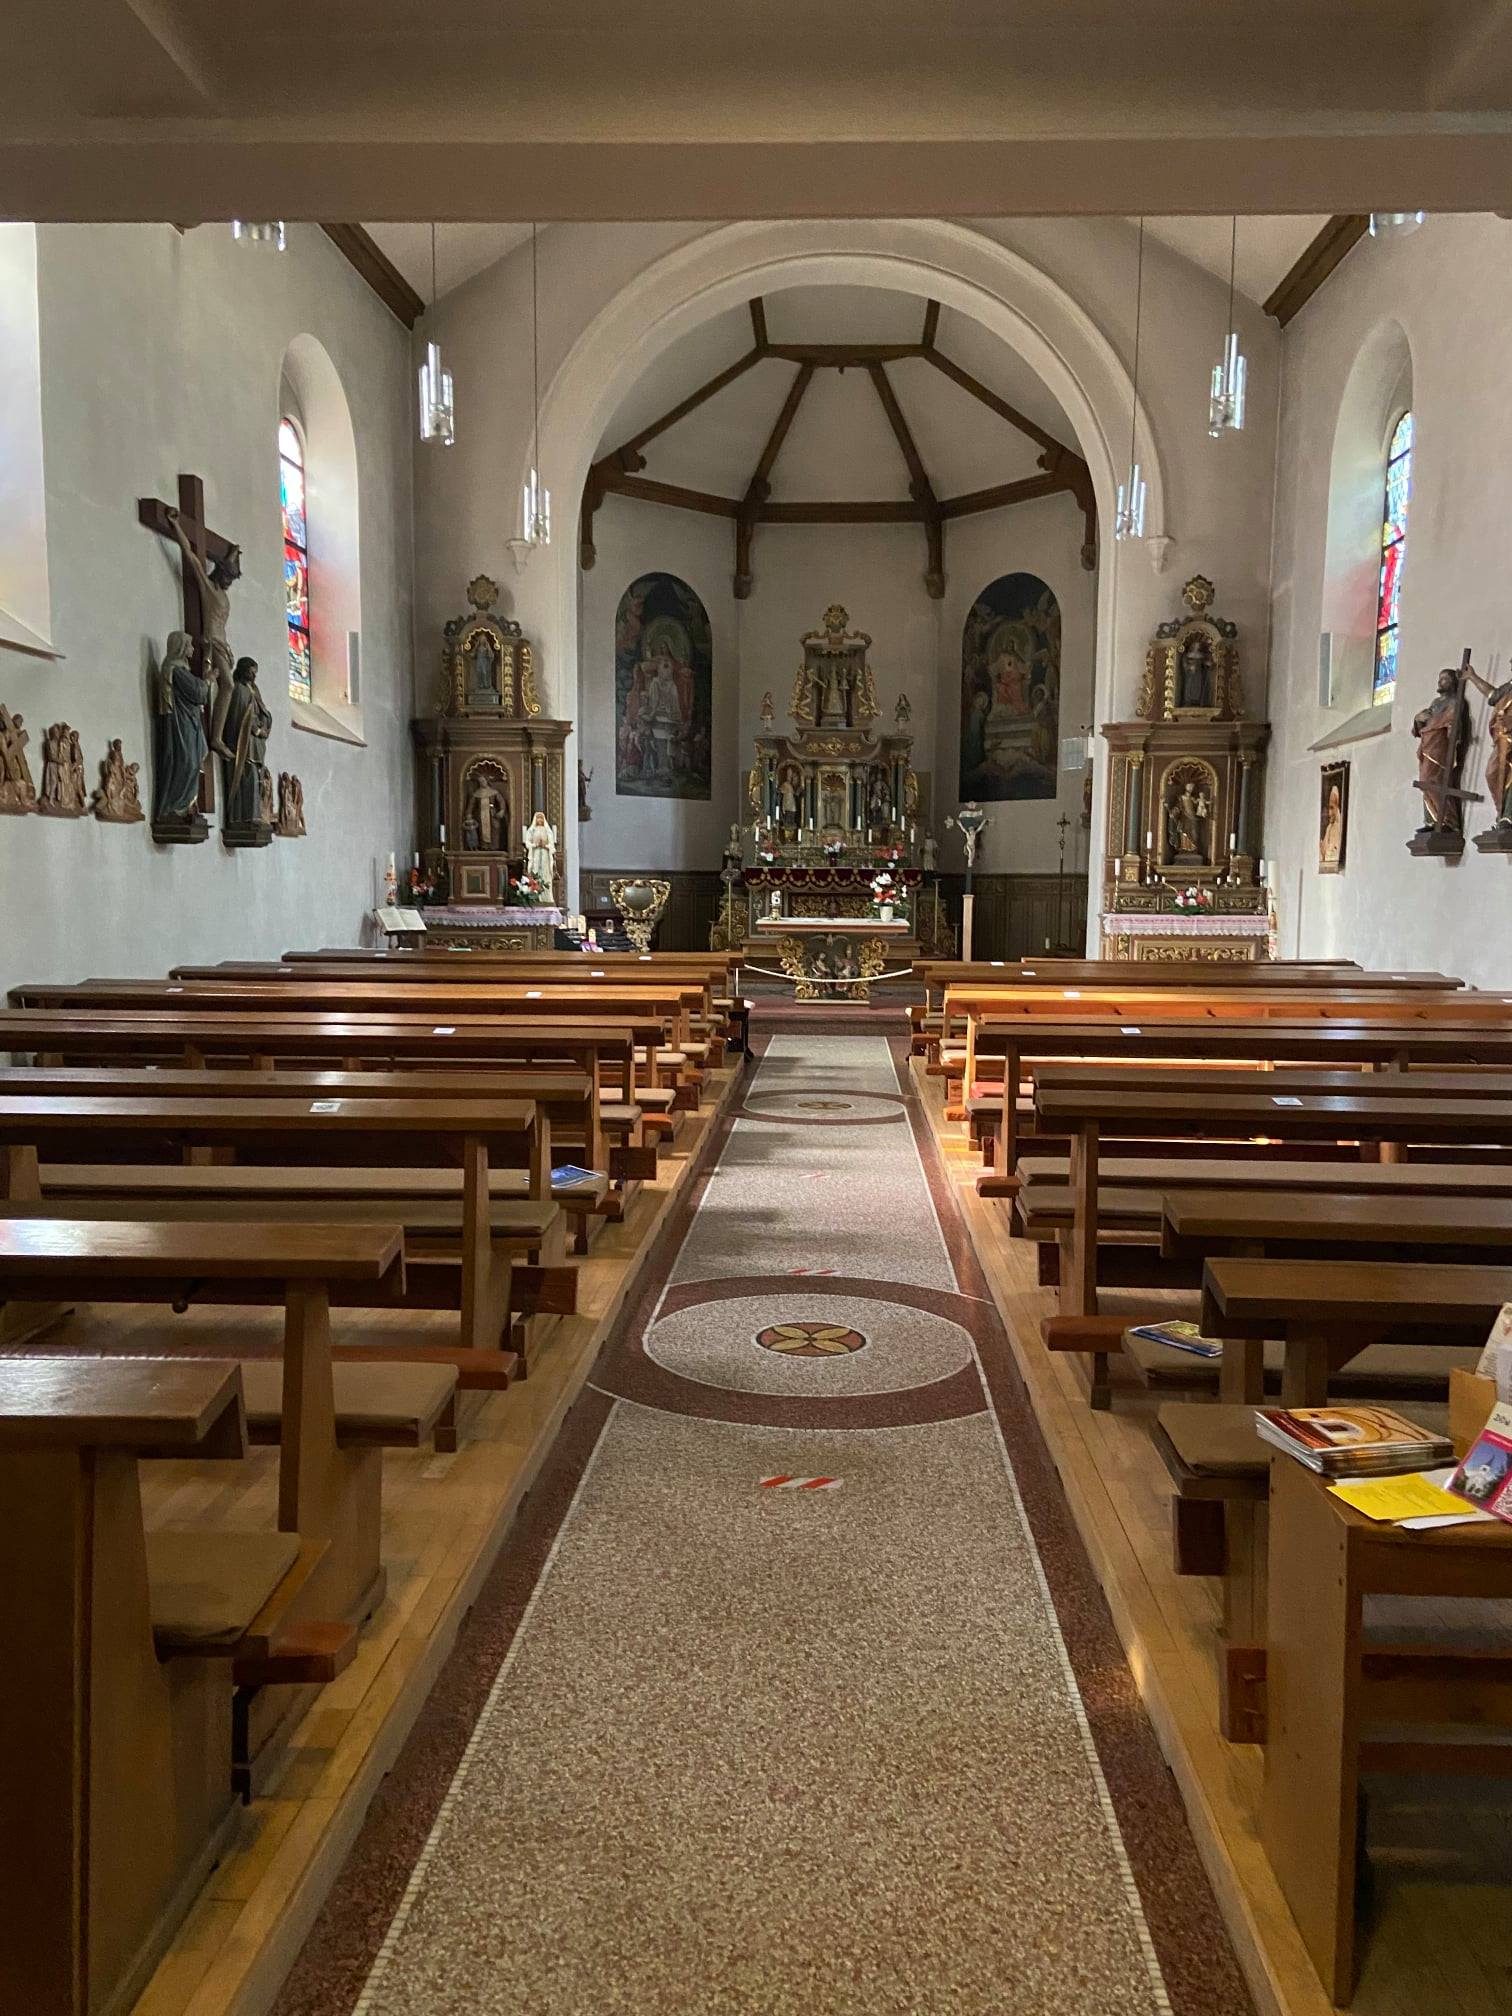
1201;1256;1512;1407
0;1064;645;1247
977;1029;1512;1188
0;1008;645;1101
1037;1078;1512;1328
0;1095;565;1362
0;1356;352;2016
941;982;1512;1115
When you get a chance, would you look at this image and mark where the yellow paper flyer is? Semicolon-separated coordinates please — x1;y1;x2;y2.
1328;1473;1480;1523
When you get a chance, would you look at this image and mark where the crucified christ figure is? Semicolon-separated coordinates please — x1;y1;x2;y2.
166;508;242;758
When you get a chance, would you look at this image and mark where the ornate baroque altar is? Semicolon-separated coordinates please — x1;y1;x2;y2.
724;605;946;997
1099;576;1272;961
410;575;570;948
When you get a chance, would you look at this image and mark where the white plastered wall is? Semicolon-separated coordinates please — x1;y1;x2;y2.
0;222;415;996
1265;214;1512;988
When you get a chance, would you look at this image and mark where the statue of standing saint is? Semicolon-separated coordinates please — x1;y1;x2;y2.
524;811;558;892
1465;662;1512;827
151;629;213;840
221;656;274;844
1411;663;1473;837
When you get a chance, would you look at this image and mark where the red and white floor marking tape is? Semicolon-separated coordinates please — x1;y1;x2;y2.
759;1475;841;1491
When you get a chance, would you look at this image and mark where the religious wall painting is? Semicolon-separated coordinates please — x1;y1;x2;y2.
614;571;713;800
958;572;1060;802
1318;760;1349;873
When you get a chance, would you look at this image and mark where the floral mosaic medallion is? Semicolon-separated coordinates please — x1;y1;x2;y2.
755;1320;868;1357
793;1098;854;1113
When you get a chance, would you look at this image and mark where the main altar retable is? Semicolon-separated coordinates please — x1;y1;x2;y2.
718;605;944;999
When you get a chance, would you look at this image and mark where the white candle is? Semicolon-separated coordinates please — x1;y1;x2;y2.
1145;830;1153;851
439;822;447;845
1229;831;1237;853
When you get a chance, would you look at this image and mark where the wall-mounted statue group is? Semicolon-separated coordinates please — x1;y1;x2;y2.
0;704;145;825
958;572;1061;802
139;474;304;849
614;571;712;800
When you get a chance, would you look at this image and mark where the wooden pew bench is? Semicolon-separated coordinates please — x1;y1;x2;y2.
0;1093;571;1363
0;1357;353;2016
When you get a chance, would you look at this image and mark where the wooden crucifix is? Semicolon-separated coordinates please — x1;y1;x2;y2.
138;474;243;808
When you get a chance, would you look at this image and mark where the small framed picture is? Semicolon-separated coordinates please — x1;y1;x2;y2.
1319;760;1349;873
458;863;492;901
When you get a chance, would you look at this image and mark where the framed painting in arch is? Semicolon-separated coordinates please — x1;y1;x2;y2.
614;571;713;800
1319;760;1349;873
959;572;1061;802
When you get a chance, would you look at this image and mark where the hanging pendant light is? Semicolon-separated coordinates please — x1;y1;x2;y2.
231;221;286;250
520;224;551;547
1369;212;1426;240
1208;216;1248;437
1115;218;1148;543
418;224;456;447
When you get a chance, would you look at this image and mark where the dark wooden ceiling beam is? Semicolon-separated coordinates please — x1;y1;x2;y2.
611;346;765;466
600;473;741;518
757;499;922;524
868;362;944;598
320;223;425;329
922;346;1070;461
750;297;769;348
1263;215;1369;327
938;470;1076;520
735;361;815;599
921;299;941;350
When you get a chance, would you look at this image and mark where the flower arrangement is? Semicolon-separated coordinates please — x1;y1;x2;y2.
509;871;550;908
1171;884;1214;912
823;840;844;865
757;847;778;867
405;867;435;907
870;869;906;920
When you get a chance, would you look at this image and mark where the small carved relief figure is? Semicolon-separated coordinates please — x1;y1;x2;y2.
0;705;35;811
578;760;593;822
151;630;213;830
221;656;273;835
276;772;307;838
759;690;775;727
920;831;939;873
38;723;87;815
1412;665;1472;833
259;765;276;827
462;815;481;851
895;691;912;727
778;768;800;828
471;631;500;698
867;769;891;829
92;739;145;823
1465;665;1512;825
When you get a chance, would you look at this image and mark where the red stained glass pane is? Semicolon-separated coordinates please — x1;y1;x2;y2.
288;624;312;705
284;542;307;629
1377;538;1402;635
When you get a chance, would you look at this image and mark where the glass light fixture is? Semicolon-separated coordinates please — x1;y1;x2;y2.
520;223;551;547
1208;217;1247;436
231;221;285;250
1115;218;1147;544
417;225;455;447
1369;212;1426;239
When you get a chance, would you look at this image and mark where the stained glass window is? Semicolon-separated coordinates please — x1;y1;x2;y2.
280;417;312;705
1373;409;1412;706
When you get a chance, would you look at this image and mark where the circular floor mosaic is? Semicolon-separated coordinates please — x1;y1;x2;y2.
755;1320;868;1357
738;1087;906;1125
645;1291;974;1398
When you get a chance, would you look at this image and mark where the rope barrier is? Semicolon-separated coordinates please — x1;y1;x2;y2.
739;962;914;987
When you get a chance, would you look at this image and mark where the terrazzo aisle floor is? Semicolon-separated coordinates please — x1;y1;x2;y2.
277;1035;1256;2016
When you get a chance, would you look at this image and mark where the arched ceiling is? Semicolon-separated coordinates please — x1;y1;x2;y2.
582;284;1098;599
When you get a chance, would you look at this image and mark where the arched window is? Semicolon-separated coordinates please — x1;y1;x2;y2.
1373;410;1412;706
279;416;312;704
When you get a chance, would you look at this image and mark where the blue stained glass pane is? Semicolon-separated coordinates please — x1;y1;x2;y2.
288;625;312;705
1377;538;1403;635
1374;625;1398;702
284;544;308;628
1389;410;1413;460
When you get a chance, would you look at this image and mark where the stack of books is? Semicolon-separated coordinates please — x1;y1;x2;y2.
1254;1404;1451;1477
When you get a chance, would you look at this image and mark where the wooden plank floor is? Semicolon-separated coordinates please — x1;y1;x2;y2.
919;1061;1512;2016
99;1068;737;2016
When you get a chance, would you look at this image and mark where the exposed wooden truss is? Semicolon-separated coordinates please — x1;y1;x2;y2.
580;297;1098;598
1262;214;1369;327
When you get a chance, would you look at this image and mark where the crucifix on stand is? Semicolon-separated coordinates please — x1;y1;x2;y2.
138;474;243;812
